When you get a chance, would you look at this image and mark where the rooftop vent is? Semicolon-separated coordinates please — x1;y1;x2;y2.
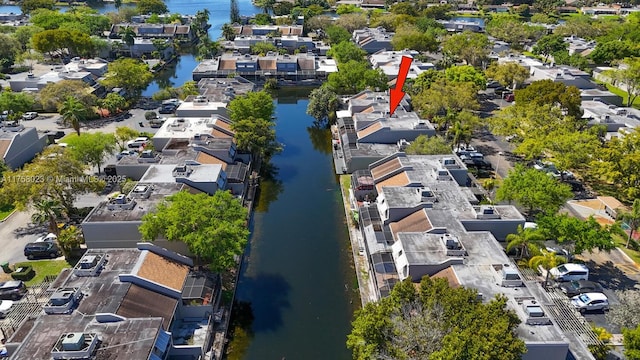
44;287;82;314
397;139;410;151
52;333;99;360
441;233;466;256
474;205;501;219
500;265;523;287
522;299;552;325
413;121;429;129
417;187;436;203
441;157;459;168
173;165;193;177
107;194;136;210
73;253;106;277
432;167;451;181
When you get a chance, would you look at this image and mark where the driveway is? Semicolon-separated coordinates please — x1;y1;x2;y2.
470;128;516;180
0;210;45;265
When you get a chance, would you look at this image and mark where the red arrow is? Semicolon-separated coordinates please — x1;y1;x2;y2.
389;56;413;116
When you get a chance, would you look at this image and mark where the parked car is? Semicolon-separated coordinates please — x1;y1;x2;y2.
0;281;27;300
35;233;57;243
486;80;502;88
116;150;137;160
504;93;515;102
22;112;38;120
459;152;484;161
24;242;61;259
571;292;609;313
126;137;149;149
158;104;176;114
549;263;589;282
463;158;492;169
0;300;14;318
559;280;604;297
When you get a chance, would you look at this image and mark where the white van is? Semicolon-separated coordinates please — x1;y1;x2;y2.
549;263;589;282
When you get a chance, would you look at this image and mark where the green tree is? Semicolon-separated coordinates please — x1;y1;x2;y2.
624;325;640;360
506;225;544;259
31;199;64;235
441;31;489;67
496;164;573;217
324;25;351;45
590;41;640;66
412;78;479;119
137;0;168;15
326;61;388;95
606;290;640;330
514;80;582;118
250;41;278;56
347;277;527;360
532;34;567;62
101;58;153;98
115;126;140;150
485;62;530;90
19;0;55;14
391;24;439;53
119;26;136;57
39;80;97;112
405;135;451;155
230;0;241;23
254;0;276;14
139;191;250;271
605;57;640;107
65;132;116;174
57;225;84;259
486;15;541;47
306;86;339;124
99;93;127;115
114;0;122;9
444;65;486;89
336;4;362;14
0;90;35;115
13;25;44;51
0;33;21;70
227;90;275;123
59;97;88;136
590;128;640;200
334;13;368;34
221;23;236;41
530;13;558;25
619;199;640;249
0;148;98;215
389;2;417;16
326;40;366;64
423;4;451;20
528;250;566;289
231;116;281;160
537;213;615;255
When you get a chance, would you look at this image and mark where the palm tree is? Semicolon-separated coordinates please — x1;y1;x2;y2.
529;250;567;289
118;26;136;58
221;23;236;41
618;199;640;249
447;120;471;151
59;97;87;136
506;225;545;259
57;225;84;260
31;199;64;236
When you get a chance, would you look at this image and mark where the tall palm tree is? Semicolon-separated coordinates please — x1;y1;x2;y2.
447;121;471;151
529;250;567;289
119;26;136;58
506;225;545;259
619;199;640;249
59;97;87;136
221;23;236;41
31;199;64;236
114;0;122;9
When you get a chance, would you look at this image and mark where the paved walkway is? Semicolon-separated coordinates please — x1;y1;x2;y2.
338;176;378;306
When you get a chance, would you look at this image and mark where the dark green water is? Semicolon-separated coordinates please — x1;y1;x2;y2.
231;98;358;359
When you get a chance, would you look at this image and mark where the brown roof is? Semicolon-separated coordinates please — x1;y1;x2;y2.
599;196;625;211
389;209;432;239
0;139;11;158
137;252;189;291
175;25;190;34
375;171;410;193
361;106;376;113
353;92;370;100
240;26;252;35
162;25;176;35
357;122;383;139
259;59;277;70
116;284;177;329
289;27;303;36
297;58;315;70
430;267;460;288
196;152;228;170
211;128;233;138
214;119;232;131
219;59;237;70
371;157;402;180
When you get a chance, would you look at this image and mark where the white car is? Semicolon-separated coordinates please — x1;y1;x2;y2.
22;112;38;120
35;233;57;243
0;300;14;318
571;292;609;313
116;150;137;160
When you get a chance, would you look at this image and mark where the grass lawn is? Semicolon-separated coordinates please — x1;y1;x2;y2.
613;234;640;265
0;203;15;221
13;259;71;286
59;132;78;143
604;84;640;109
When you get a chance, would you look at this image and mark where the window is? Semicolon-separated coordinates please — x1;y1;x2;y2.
397;250;403;257
403;265;408;277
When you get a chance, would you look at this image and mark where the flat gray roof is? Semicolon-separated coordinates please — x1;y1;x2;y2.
84;182;185;222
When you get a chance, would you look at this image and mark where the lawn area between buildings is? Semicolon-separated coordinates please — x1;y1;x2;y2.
13;259;71;286
613;234;640;265
58;132;78;143
0;203;15;221
605;84;640;109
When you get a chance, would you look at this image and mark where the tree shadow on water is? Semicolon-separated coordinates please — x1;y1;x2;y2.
307;122;333;155
236;272;291;333
254;163;284;213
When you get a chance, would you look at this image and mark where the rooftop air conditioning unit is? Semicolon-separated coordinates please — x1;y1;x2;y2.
522;300;552;325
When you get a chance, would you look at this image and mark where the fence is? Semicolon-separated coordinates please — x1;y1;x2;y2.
0;276;55;340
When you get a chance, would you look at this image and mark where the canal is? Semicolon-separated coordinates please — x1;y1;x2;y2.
230;96;358;359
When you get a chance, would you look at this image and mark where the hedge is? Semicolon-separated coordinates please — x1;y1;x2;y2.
11;265;35;281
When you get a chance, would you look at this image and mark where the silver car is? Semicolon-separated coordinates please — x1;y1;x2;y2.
571;292;609;313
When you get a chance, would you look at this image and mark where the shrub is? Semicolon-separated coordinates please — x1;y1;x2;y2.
11;265;35;281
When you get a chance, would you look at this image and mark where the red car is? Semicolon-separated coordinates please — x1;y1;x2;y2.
504;93;515;102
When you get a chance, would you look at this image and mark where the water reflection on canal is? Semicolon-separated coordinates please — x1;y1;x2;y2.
229;95;358;360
